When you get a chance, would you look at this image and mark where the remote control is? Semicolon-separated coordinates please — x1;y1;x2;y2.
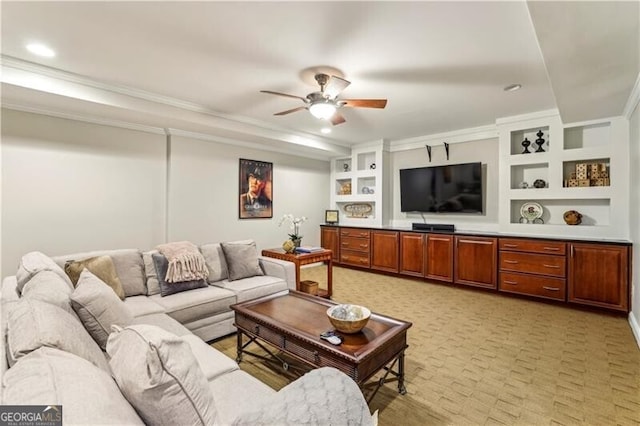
320;331;343;345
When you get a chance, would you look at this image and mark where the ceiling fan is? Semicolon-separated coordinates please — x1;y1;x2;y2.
260;73;387;125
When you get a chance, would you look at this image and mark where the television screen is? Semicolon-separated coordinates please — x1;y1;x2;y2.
399;162;483;213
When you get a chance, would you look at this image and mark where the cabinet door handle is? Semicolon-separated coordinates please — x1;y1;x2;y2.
360;244;369;248
543;247;560;251
543;286;560;291
543;264;560;269
360;259;368;264
503;244;518;248
504;260;518;264
503;280;518;285
341;242;349;246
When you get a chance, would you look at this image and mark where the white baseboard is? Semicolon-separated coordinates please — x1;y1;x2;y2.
629;311;640;349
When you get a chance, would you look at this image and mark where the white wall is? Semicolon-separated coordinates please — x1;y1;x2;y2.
390;138;500;231
629;100;640;345
1;109;167;276
1;110;330;278
167;134;329;249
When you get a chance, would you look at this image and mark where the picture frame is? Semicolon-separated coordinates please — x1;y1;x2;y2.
239;158;273;219
325;209;339;224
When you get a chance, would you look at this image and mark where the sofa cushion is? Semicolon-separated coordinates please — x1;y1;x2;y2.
70;269;134;349
64;255;125;300
54;249;147;297
132;313;192;337
220;240;264;281
107;324;218;426
6;298;109;373
181;334;239;381
2;347;144;425
150;285;236;324
16;251;73;295
142;249;161;296
21;270;76;316
212;275;288;303
123;295;165;317
152;253;207;297
199;243;229;282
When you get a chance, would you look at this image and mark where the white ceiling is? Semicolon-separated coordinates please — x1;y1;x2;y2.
1;1;638;158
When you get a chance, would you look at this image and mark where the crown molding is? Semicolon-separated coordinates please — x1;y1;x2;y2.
623;71;640;119
0;55;350;153
389;124;498;152
1;102;168;135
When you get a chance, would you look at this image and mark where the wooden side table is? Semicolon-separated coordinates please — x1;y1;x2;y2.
261;248;333;298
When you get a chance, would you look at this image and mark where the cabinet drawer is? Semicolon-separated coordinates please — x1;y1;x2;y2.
341;237;370;252
340;250;370;267
500;252;566;277
499;238;566;255
340;228;370;239
500;272;566;301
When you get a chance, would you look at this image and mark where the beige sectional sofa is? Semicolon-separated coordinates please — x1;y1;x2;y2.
0;243;375;425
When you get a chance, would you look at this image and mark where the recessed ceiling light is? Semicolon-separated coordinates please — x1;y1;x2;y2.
26;43;56;58
321;127;332;134
504;83;522;92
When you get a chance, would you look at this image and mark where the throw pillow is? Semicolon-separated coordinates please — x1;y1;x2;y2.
3;347;144;425
64;255;125;300
16;251;74;295
21;270;77;316
71;269;134;349
142;250;161;295
199;243;229;282
6;298;110;373
152;253;207;297
220;240;264;281
106;324;218;426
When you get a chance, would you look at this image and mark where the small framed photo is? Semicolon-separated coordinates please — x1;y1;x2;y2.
325;210;339;224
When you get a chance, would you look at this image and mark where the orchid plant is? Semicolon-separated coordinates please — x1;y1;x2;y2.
278;214;308;241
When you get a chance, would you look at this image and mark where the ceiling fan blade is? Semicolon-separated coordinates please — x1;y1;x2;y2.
330;112;346;126
260;90;307;102
342;99;388;109
274;106;307;116
323;76;351;99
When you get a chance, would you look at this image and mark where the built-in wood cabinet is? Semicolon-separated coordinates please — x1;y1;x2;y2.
320;226;340;262
568;243;629;312
371;231;399;273
319;225;631;313
339;228;370;268
425;234;454;282
399;232;425;277
498;238;567;301
454;236;498;289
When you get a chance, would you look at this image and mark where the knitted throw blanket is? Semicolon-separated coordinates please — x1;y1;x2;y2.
156;241;209;283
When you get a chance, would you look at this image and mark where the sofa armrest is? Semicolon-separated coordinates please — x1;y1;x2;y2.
258;256;296;290
1;277;19;379
231;367;374;426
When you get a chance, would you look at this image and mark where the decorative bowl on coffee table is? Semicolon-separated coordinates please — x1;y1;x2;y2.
327;304;371;334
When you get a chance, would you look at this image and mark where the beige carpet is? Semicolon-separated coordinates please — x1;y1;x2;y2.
211;266;640;425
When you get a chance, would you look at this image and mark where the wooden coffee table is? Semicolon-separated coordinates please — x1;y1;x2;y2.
231;291;412;403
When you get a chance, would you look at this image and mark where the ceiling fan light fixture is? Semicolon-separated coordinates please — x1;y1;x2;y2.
309;101;337;120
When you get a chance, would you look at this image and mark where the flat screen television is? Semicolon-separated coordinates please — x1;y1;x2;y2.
399;162;483;213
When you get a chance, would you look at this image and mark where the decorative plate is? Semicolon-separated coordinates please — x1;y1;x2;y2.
520;202;543;222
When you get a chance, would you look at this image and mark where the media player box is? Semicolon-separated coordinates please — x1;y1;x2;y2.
412;223;455;232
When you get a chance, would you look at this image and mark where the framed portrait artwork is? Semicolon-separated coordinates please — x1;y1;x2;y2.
239;159;273;219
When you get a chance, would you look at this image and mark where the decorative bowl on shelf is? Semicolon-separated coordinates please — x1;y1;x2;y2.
326;304;371;334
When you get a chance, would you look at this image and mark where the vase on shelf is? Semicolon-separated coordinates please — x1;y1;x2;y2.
535;130;546;153
521;138;532;154
292;238;302;248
